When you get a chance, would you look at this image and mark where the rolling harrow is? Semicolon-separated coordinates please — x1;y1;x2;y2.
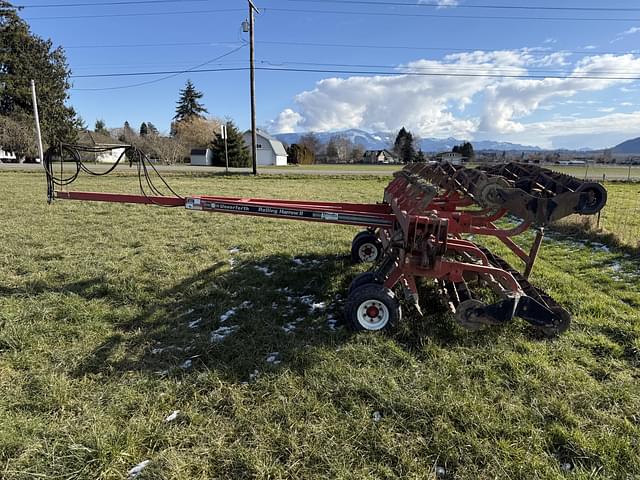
44;144;607;335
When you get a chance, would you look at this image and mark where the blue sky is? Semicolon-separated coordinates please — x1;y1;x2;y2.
20;0;640;149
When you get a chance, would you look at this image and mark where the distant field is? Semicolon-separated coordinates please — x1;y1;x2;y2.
1;171;639;479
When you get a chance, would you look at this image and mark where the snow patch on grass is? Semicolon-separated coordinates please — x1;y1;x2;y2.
265;352;282;365
210;325;239;343
255;265;275;277
128;460;150;478
164;410;180;422
220;308;237;322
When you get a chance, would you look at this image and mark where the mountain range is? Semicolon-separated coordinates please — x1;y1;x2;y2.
612;137;640;154
273;129;542;153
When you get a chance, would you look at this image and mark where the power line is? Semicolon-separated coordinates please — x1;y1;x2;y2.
23;6;640;21
17;0;209;8
25;8;244;20
257;59;640;76
69;65;640;81
65;57;640;76
61;38;639;58
266;7;640;22
65;40;242;49
285;0;640;13
72;43;247;91
18;0;640;13
259;40;638;57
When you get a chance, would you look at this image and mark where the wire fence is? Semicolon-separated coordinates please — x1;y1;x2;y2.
556;181;640;248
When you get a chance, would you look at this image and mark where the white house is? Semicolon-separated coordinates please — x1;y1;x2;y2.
362;149;398;164
242;129;288;166
0;147;18;163
79;131;127;163
190;148;214;166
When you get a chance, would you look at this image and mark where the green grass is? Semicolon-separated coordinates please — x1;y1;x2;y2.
1;172;640;479
556;182;640;248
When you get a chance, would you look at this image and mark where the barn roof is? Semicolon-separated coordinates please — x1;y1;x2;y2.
243;129;287;156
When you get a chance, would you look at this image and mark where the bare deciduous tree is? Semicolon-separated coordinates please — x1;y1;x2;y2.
0;115;37;161
173;116;221;150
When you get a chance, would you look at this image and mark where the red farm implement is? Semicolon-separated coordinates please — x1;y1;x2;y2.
44;144;607;335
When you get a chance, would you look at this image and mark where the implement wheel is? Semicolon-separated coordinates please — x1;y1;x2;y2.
348;272;381;294
351;232;383;264
345;284;400;332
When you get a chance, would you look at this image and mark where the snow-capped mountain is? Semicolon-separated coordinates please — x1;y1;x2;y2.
272;129;542;152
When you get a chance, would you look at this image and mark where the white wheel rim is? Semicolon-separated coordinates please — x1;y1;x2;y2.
358;242;378;262
356;299;389;330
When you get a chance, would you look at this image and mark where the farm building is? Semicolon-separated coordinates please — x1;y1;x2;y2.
435;151;466;165
190;148;214;166
0;147;19;163
78;131;127;163
362;149;398;164
242;129;288;166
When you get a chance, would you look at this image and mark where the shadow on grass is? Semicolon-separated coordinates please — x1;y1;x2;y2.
69;253;357;383
62;251;520;382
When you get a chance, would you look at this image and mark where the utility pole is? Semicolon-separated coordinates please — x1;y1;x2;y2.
222;123;229;174
30;80;44;165
248;0;258;175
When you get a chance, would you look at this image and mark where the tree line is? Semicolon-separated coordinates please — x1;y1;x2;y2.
0;2;249;166
287;128;474;165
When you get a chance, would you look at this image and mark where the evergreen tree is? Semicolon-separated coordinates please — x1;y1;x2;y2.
0;1;80;143
139;122;148;137
94;119;109;135
393;127;416;163
146;122;159;135
119;121;136;142
174;79;207;122
460;141;475;159
210;121;250;168
452;141;475;159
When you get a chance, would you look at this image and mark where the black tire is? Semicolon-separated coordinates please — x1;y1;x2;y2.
351;232;383;264
348;272;382;294
344;283;401;332
353;229;375;243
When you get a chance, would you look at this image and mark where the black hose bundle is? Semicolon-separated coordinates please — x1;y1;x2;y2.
43;143;183;206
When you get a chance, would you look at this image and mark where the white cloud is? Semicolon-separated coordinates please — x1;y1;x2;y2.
598;107;615;113
271;108;303;133
497;111;640;149
419;0;458;7
620;102;633;106
544;38;557;44
270;51;640;146
612;26;640;43
583;45;598;50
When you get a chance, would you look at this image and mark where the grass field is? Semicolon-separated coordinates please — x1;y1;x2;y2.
556;182;640;248
1;172;639;479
